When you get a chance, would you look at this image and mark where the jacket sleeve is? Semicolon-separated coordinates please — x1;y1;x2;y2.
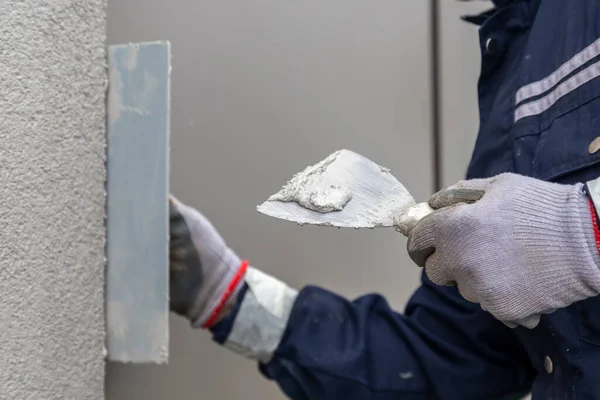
211;267;534;400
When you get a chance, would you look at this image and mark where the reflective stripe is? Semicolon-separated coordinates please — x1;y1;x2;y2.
514;59;600;123
223;267;298;363
516;37;600;105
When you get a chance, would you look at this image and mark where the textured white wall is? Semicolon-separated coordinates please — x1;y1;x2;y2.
0;2;107;399
106;1;432;399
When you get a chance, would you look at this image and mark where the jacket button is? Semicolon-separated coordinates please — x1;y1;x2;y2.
485;37;499;55
589;137;600;154
544;356;553;374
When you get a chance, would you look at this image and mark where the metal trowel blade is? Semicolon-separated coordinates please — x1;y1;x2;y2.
256;149;417;229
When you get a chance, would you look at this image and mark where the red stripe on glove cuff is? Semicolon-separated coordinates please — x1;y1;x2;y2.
202;260;249;329
589;200;600;257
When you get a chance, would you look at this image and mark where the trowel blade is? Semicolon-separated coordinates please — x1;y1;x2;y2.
256;149;417;229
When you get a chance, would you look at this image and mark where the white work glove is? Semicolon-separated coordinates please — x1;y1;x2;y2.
407;173;600;329
169;196;247;328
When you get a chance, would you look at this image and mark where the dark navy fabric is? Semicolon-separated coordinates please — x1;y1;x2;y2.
213;1;600;398
211;283;248;345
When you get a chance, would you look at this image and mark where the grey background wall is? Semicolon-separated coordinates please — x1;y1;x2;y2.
105;1;485;399
439;1;490;186
0;1;107;399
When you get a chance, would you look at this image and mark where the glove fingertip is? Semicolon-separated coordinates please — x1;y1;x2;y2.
519;314;542;329
429;188;486;209
407;245;434;268
424;263;453;286
406;214;438;267
169;194;181;206
501;320;519;329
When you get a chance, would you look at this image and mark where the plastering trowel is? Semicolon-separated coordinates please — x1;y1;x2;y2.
257;149;434;236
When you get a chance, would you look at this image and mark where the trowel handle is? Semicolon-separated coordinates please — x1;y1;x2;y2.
395;202;435;237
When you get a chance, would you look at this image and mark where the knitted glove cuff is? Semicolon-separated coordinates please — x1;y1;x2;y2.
513;181;600;303
191;249;247;329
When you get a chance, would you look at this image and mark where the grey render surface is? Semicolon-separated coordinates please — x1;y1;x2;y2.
0;1;107;399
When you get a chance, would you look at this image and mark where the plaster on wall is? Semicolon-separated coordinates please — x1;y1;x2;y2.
0;1;107;398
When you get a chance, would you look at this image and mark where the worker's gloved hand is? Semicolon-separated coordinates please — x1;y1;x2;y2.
169;196;247;329
407;173;600;329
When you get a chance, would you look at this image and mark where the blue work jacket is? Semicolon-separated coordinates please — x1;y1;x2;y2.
214;1;600;398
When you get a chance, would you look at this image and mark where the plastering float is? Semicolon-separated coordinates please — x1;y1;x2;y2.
105;41;171;363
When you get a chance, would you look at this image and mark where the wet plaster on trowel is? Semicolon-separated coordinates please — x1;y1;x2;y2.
269;150;353;213
262;149;434;233
0;1;107;399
